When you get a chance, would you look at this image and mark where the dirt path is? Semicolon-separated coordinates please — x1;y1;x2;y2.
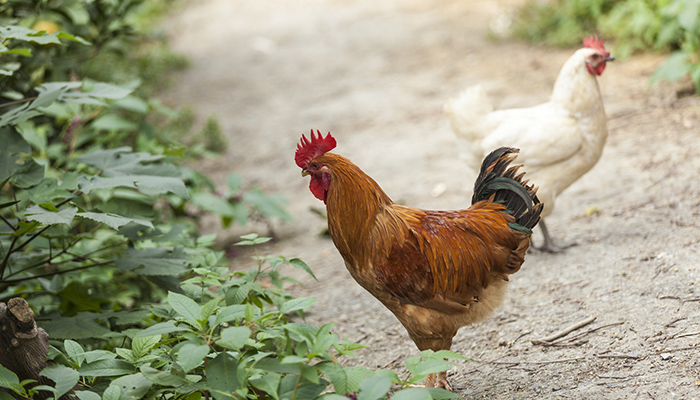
163;1;700;398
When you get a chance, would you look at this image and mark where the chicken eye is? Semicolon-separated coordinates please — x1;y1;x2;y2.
310;162;319;169
591;54;600;60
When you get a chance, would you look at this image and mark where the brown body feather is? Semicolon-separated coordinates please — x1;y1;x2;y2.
300;145;541;389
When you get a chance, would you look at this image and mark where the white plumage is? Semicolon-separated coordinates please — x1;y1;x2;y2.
445;38;613;252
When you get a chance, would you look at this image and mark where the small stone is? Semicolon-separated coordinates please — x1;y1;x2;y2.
660;353;673;360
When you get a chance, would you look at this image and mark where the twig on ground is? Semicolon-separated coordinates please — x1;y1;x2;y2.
560;321;625;344
596;353;644;360
482;357;585;366
381;353;404;368
531;316;596;345
664;317;686;328
512;330;532;344
671;330;700;339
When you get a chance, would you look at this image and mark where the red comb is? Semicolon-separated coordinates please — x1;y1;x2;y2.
295;130;337;168
583;35;609;54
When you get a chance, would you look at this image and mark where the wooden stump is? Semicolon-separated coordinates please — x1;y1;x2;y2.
0;298;54;399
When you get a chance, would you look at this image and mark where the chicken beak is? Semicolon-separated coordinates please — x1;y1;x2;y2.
606;55;615;62
301;170;310;177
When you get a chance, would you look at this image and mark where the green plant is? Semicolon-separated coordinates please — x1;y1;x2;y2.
0;235;462;399
511;0;700;93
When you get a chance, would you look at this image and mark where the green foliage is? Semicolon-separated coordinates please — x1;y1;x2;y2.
197;114;228;154
512;0;615;47
0;235;461;399
0;0;288;347
512;0;700;93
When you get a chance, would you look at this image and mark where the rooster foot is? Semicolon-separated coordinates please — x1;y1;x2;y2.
534;220;576;253
425;372;452;391
534;240;577;253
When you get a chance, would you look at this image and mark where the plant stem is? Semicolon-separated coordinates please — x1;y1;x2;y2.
0;260;113;284
0;236;19;279
13;224;51;253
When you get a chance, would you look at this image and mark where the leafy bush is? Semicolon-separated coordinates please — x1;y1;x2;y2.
0;235;461;399
511;0;700;93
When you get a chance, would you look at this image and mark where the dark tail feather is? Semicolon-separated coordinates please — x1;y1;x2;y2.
472;147;543;233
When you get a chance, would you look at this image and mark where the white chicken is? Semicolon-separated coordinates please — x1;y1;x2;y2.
445;36;614;252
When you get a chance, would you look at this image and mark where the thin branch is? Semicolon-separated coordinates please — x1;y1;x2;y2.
0;260;113;284
0;96;37;109
557;321;625;344
0;214;17;230
12;224;51;253
531;316;597;345
0;236;19;278
482;357;585;365
671;331;700;340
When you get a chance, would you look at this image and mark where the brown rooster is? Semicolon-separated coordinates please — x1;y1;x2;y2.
296;130;542;390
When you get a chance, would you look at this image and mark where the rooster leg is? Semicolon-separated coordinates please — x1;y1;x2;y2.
426;371;452;390
535;219;576;253
416;337;454;390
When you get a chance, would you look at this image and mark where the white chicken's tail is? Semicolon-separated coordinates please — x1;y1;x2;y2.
444;85;494;170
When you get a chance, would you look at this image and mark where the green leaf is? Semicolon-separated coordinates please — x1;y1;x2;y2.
191;192;248;222
0;363;19;387
0;126;30;181
64;340;86;366
413;359;454;377
0;26;60;45
10;158;44;188
243;189;292;221
178;343;210;372
24;204;77;226
288;258;318;281
168;291;202;326
200;297;221;320
115;247;189;276
140;365;190;387
112;96;149;113
135;321;189;337
250;372;281;400
85;82;134;99
318;363;370;394
79;175;189;198
651;51;691;85
90;114;138;131
40;364;79;398
212;305;247;327
218;326;252;350
74;391;102;400
107;373;152;399
25;178;72;204
227;173;241;193
79;359;135;377
15;121;47;153
389;388;433;400
280;297;316;314
357;375;392;400
425;388;461;399
102;385;121;400
131;335;161;359
678;0;700;30
206;352;242;399
40;314;112;340
77;211;153;230
55;31;90;45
